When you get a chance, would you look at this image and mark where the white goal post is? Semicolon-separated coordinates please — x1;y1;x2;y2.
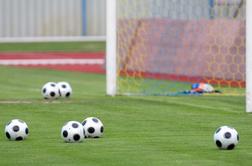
106;0;117;96
106;0;251;112
246;0;252;112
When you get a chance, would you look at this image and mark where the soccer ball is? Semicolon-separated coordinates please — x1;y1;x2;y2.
41;82;60;100
213;126;239;150
5;119;29;141
82;117;104;138
61;121;85;143
57;82;72;98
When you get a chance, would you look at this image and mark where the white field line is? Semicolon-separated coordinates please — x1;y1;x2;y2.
0;59;104;65
0;100;32;104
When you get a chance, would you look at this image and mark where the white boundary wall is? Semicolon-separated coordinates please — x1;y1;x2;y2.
0;0;106;42
86;0;106;36
0;36;106;43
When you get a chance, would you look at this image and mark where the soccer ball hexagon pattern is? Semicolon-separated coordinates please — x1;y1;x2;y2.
82;117;104;138
41;82;60;99
57;82;72;98
61;121;85;143
5;119;29;141
213;126;239;150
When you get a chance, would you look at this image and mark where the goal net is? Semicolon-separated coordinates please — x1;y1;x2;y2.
107;0;246;96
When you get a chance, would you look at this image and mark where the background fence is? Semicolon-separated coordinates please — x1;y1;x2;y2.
0;0;106;42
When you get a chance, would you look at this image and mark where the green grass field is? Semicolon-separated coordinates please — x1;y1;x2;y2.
0;41;105;52
0;66;251;166
0;42;251;166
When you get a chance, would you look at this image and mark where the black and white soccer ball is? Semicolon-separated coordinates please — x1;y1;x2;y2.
41;82;60;100
61;121;85;143
5;119;29;141
213;126;239;150
57;82;72;98
82;117;104;138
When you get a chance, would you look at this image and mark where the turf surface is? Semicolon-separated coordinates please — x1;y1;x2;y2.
0;66;251;166
0;41;105;52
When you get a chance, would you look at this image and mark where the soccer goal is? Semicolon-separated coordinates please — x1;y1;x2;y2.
106;0;251;110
